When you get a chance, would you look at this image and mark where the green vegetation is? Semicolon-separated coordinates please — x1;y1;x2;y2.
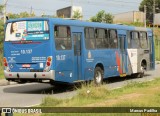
7;12;35;19
41;78;160;107
38;78;160;115
0;20;4;79
123;21;144;27
90;10;114;23
139;0;160;25
154;28;160;61
72;10;83;20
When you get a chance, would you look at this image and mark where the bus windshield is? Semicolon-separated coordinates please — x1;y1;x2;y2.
5;20;49;41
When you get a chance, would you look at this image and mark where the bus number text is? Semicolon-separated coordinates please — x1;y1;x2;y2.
21;49;32;55
56;55;66;61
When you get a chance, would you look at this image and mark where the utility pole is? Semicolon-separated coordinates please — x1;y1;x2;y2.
71;0;73;18
144;5;147;27
153;0;155;32
3;0;8;24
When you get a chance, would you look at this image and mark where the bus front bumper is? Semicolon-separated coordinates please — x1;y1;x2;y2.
4;70;55;80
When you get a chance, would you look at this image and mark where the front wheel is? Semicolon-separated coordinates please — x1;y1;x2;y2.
94;67;103;86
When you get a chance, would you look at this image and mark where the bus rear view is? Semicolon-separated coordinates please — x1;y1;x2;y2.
4;18;54;83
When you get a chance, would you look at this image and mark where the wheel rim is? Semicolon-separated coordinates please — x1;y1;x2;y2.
95;71;102;84
141;64;146;74
141;66;144;73
140;65;145;77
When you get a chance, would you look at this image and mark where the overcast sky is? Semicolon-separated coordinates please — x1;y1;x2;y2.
0;0;142;20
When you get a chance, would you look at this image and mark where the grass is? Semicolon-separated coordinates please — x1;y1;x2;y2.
41;78;160;107
0;68;4;79
38;77;160;116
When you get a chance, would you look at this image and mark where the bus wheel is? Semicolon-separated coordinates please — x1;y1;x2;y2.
94;67;103;86
138;63;146;78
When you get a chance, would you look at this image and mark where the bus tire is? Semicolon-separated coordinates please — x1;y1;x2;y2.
137;62;146;78
94;67;103;86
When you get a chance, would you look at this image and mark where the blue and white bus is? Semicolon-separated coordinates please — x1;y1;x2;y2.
3;18;155;85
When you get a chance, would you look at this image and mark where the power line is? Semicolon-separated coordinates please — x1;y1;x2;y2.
7;3;55;13
58;0;141;8
7;0;140;13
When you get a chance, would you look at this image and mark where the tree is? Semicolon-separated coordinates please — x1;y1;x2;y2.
0;20;4;54
139;0;160;23
7;11;35;19
72;10;83;19
0;5;4;51
90;10;113;23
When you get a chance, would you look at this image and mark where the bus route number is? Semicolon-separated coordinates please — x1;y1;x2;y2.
21;49;32;55
56;55;66;61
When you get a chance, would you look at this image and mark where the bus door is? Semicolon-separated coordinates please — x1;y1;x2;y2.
119;35;127;76
73;33;82;80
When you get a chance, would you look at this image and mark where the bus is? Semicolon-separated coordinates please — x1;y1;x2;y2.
3;18;155;85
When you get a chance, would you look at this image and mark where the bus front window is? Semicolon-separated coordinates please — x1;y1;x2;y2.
5;21;49;41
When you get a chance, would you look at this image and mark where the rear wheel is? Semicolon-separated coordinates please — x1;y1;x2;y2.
94;67;103;86
137;62;146;78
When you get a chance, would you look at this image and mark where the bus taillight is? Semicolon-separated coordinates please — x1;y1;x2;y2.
3;57;7;63
43;56;52;72
3;57;8;67
47;57;52;62
47;62;50;66
3;57;10;72
4;62;8;67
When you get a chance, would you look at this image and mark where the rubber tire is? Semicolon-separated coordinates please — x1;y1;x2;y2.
94;67;103;86
135;63;146;78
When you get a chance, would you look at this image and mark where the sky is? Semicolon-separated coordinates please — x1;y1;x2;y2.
0;0;142;20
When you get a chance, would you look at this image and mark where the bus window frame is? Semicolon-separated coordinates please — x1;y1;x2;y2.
130;31;140;49
84;27;95;50
54;25;72;50
139;31;148;49
95;28;109;49
108;29;118;49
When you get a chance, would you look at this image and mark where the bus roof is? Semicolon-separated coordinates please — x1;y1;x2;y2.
6;17;152;32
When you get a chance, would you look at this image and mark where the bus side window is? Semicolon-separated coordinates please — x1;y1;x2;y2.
104;30;109;48
108;29;118;48
130;31;140;48
54;25;72;50
140;32;148;49
95;28;106;49
127;31;131;48
85;27;95;49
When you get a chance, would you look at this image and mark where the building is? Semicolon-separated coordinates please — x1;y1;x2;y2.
113;11;145;24
56;6;82;19
154;13;160;26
